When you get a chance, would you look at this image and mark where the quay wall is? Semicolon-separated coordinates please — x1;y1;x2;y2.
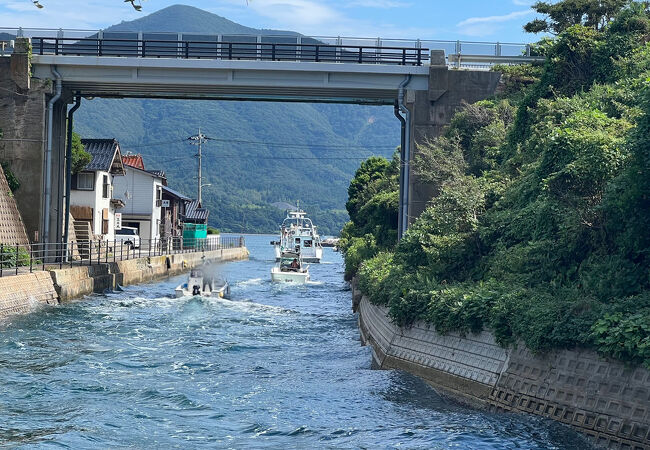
51;247;249;302
352;284;650;450
0;272;58;319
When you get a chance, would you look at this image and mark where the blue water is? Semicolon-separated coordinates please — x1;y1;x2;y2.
0;234;592;448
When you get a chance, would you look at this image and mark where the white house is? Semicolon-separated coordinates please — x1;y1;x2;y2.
70;139;126;241
112;161;165;242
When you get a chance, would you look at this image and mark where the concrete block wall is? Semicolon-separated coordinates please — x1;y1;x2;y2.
0;166;29;245
0;272;58;319
357;296;650;449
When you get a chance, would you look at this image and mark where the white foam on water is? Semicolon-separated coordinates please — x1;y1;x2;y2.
237;278;264;286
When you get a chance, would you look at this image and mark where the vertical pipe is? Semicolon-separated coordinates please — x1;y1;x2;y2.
397;75;412;239
44;66;62;244
63;95;81;253
394;100;406;240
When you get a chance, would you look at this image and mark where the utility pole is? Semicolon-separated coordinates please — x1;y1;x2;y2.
188;128;211;205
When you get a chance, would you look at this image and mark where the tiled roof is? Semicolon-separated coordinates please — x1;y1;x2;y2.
185;200;209;222
122;154;145;170
162;185;191;201
147;169;166;179
81;139;124;173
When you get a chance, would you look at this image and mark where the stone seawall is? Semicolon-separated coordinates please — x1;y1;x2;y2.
50;247;249;302
0;272;58;319
354;289;650;450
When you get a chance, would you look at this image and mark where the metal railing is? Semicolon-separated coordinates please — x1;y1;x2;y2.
32;36;427;66
0;236;245;277
0;27;536;67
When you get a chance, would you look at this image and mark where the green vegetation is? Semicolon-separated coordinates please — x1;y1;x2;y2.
0;245;31;268
70;131;91;174
345;1;650;368
0;162;20;193
207;226;220;235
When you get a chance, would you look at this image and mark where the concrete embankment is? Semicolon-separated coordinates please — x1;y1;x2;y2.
352;282;650;450
0;272;59;318
0;247;249;320
50;247;249;302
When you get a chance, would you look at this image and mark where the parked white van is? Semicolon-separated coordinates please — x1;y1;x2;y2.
115;226;141;249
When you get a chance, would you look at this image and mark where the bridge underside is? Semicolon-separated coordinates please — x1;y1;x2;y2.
32;55;430;105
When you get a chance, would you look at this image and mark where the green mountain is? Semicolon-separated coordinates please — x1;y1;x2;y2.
75;5;399;235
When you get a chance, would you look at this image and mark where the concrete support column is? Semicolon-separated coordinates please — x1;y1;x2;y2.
406;52;501;224
0;38;53;242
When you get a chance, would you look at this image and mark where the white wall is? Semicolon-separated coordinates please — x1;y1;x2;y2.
70;170;119;241
112;167;163;242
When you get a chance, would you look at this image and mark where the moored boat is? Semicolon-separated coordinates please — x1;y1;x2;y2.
271;251;310;283
175;267;231;298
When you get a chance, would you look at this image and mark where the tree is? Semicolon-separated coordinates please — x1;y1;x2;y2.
71;131;91;174
524;0;630;34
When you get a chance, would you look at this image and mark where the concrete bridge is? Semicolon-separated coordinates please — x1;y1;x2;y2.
0;33;525;243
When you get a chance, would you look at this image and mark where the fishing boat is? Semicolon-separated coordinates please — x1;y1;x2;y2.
271;210;323;263
271;251;310;284
175;267;231;298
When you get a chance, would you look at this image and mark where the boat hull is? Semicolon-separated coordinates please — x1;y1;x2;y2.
270;267;309;284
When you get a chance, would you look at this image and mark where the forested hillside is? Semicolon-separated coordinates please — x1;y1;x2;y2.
74;5;399;235
342;1;650;367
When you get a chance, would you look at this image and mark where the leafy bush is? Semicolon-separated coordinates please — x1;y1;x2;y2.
0;245;31;268
346;3;650;367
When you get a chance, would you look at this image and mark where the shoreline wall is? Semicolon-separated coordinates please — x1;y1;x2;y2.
50;247;249;302
0;272;58;318
0;247;249;320
353;285;650;450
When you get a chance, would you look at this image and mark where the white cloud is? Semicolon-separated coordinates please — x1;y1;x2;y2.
457;9;533;37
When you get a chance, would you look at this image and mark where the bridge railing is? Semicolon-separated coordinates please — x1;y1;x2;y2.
32;36;428;65
1;27;537;67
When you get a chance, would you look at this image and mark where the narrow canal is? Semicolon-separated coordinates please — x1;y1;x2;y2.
0;235;590;448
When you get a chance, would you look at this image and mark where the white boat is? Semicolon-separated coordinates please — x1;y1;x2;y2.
175;267;231;298
271;210;323;263
271;251;310;284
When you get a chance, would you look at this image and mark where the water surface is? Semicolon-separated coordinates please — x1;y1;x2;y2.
0;234;591;448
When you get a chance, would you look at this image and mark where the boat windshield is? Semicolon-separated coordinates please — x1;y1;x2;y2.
190;269;202;277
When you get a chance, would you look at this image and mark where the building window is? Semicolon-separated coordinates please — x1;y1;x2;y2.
76;172;94;191
102;175;109;199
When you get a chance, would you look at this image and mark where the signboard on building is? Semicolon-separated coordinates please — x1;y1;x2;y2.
115;213;122;230
161;200;170;208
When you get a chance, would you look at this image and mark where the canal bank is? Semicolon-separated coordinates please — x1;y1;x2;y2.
0;246;249;319
352;281;650;450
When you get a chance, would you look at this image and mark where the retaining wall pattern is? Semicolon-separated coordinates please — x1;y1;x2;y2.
0;166;29;245
357;296;650;449
0;272;58;318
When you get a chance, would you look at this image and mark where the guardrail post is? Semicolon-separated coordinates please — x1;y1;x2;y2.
315;45;319;62
184;41;189;59
271;43;276;61
526;44;531;57
358;47;363;64
141;40;146;57
455;40;461;69
496;42;502;57
257;35;262;61
178;32;183;58
228;42;232;60
296;36;301;61
417;48;422;66
55;38;59;55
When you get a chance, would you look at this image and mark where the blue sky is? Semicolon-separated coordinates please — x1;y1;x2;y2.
1;0;541;43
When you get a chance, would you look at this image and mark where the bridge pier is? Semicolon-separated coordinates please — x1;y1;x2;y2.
0;38;68;243
405;53;501;224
